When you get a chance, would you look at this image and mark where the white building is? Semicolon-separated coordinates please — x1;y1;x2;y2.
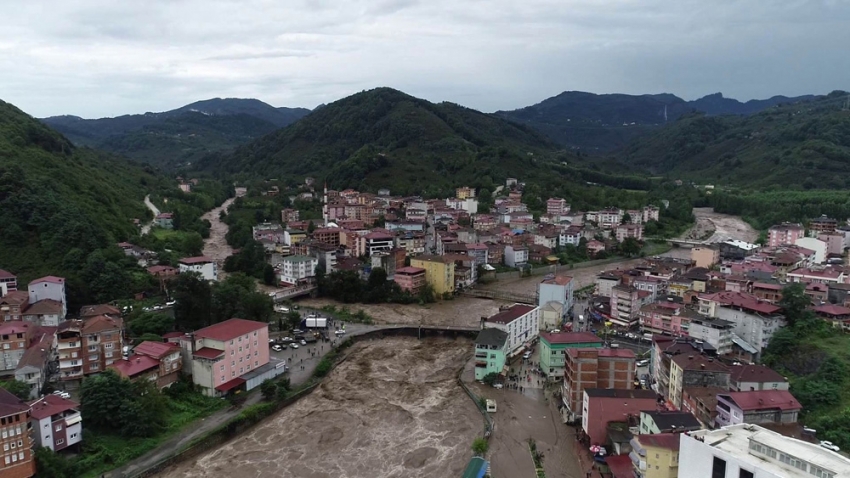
445;197;479;214
178;257;218;281
687;316;735;355
483;304;540;355
504;246;529;268
538;275;574;317
27;276;67;319
794;237;827;264
679;423;850;478
29;395;83;452
280;255;318;285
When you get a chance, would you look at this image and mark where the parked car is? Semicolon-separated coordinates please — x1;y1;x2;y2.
52;390;71;399
271;345;282;352
300;340;307;346
522;351;532;360
335;329;346;336
293;329;304;335
291;344;299;349
636;359;650;367
820;441;840;452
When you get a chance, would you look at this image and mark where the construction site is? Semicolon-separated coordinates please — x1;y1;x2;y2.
159;336;481;478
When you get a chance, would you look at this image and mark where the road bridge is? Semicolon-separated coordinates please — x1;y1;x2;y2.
459;288;538;305
270;285;316;302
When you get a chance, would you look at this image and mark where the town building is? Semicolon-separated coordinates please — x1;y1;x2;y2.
280;255;318;285
393;267;426;294
0;269;18;296
28;395;82;452
682;386;724;429
473;328;509;381
113;341;183;389
715;390;801;428
56;315;123;381
539;332;602;379
0;388;35;478
768;222;805;247
483;304;539;356
0;322;34;371
643;206;660;223
147;265;179;279
794;237;827;264
546;198;568;216
178;256;218;281
629;433;681;478
410;256;455;296
580;388;657;445
610;285;643;327
280;208;300;224
21;299;64;327
691;246;720;269
679;423;850;478
687;316;735;355
615;223;644;242
563;348;636;421
698;291;786;355
639;410;702;434
189;318;271;397
0;291;28;322
15;331;55;399
730;365;789;392
538;275;574;321
809;215;838;236
668;354;730;409
455;186;476;199
155;212;174;229
504;245;529;268
818;232;845;257
638;301;701;337
27;276;66;320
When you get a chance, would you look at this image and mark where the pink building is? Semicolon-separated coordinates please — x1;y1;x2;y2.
546;198;568;216
394;267;426;294
818;232;844;256
768;222;804;247
638;302;701;336
615;224;644;242
190;319;270;397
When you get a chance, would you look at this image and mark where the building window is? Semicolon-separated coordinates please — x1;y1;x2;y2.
220;365;224;371
711;457;726;478
739;470;754;478
220;375;225;382
56;438;64;445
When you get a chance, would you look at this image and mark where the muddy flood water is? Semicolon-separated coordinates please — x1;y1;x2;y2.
159;336;480;478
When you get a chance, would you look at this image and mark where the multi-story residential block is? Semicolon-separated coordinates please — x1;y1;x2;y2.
610;285;643;327
716;390;801;428
616;223;644;242
111;341;183;389
580;388;656;445
639;410;702;434
280;208;300;224
353;230;394;257
818;232;844;256
691;245;720;269
563;348;636;421
29;395;82;452
559;226;583;247
768;222;805;247
483;304;539;355
730;365;789;392
787;266;843;284
190;318;271;397
22;299;63;327
0;269;17;296
393;267;426;294
643;206;660;223
0;388;35;478
28;276;66;319
539;332;602;379
638;302;701;337
56;315;123;381
445;197;478;214
0;292;29;322
455;186;476;199
538;275;574;318
280;255;318;285
473;328;509;381
794;237;827;264
504;245;528;268
0;322;33;372
698;291;786;355
410;255;455;296
687;316;735;355
15;331;55;399
809;214;838;236
178;256;218;281
668;354;730;409
629;433;680;478
682;386;724;429
680;424;850;478
546;198;567;216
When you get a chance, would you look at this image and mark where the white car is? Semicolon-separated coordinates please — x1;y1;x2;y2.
820;441;840;452
335;329;346;336
522;351;532;360
52;390;71;399
271;345;282;352
291;344;299;349
300;340;307;346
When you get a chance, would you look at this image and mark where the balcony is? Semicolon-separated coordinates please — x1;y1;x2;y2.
475;361;487;368
475;352;488;359
58;341;79;350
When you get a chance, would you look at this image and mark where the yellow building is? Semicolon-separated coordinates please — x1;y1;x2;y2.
410;255;455;296
629;433;680;478
691;246;720;269
455;186;476;199
285;229;307;245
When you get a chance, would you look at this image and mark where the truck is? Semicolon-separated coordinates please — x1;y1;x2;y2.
304;317;328;328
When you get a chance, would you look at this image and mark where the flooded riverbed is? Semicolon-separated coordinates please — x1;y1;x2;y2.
159;336;479;478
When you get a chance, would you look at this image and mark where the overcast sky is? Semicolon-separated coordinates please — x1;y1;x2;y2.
2;0;848;118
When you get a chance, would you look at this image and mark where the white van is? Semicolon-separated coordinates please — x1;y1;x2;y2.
486;399;497;413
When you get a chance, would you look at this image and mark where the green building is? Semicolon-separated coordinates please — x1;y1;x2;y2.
539;331;603;379
474;328;509;381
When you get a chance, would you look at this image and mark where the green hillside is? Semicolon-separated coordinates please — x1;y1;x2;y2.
619;91;850;189
199;87;579;196
0;99;162;294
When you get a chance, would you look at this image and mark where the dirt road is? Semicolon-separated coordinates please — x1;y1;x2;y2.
141;195;160;235
159;337;479;478
201;197;235;270
678;207;759;243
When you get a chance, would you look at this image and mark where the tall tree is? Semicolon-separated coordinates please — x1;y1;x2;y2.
779;283;810;326
172;272;212;330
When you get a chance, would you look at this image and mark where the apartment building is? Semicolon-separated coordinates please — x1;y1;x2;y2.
0;269;17;296
393;267;426;294
483;304;540;355
0;292;28;322
0;388;35;478
668;354;730;409
0;322;33;372
562;347;636;421
610;285;643;327
280;255;318;285
178;256;218;281
27;276;66;319
580;388;657;445
29;395;82;452
768;222;805;247
539;332;602;379
473;328;509;381
629;433;680;478
410;255;455;296
57;315;123;381
190;318;270;397
715;390;801;428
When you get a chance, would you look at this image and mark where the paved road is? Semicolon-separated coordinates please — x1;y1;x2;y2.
141;195;160;235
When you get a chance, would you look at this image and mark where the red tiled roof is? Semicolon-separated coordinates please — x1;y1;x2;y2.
30;275;64;285
540;331;602;345
638;433;681;451
82;315;123;334
193;347;224;360
179;256;213;265
395;266;425;274
598;348;637;358
162;331;185;339
110;355;159;378
753;282;782;291
0;321;32;335
195;318;266;341
730;365;787;385
699;291;781;315
813;304;850;316
133;341;179;359
0;291;29;306
605;455;634;478
0;269;16;279
148;265;179;274
215;377;246;392
721;390;801;411
485;304;537;325
80;304;121;317
671;354;730;372
24;299;63;316
0;389;30;418
28;395;79;419
789;268;842;279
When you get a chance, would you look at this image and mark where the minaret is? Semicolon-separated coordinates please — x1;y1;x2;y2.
323;182;328;226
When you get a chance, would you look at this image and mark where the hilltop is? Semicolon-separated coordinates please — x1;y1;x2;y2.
197;87;582;196
0;99;163;287
496;91;815;151
41;98;310;169
619;91;850;189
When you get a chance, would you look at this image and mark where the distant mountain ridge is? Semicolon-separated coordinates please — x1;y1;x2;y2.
495;91;817;151
41;98;311;169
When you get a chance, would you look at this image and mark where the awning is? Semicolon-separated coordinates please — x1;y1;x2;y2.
215;377;246;392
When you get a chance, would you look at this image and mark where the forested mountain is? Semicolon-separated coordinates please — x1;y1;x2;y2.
0;99;165;303
619;91;850;189
198;87;582;196
41;98;311;169
495;91;816;151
